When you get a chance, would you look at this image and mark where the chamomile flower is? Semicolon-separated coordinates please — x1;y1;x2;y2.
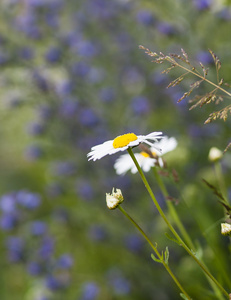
87;132;163;161
114;136;177;175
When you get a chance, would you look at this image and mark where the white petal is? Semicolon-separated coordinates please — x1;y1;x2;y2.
114;154;134;175
151;136;177;156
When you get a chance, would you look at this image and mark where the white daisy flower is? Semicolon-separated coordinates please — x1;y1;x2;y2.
114;136;177;175
87;132;163;161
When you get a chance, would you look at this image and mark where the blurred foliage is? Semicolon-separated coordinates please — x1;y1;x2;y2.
0;0;231;299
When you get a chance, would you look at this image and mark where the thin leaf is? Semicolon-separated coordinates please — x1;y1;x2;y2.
202;178;225;201
151;253;163;264
180;293;189;300
165;233;181;245
164;247;169;265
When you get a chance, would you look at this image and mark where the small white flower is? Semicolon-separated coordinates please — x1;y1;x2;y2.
221;223;231;236
87;132;163;161
106;188;124;209
208;147;223;162
114;136;177;175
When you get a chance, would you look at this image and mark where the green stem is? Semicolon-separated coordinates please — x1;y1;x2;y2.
152;167;195;251
214;161;229;205
127;147;230;299
118;205;192;300
152;166;226;299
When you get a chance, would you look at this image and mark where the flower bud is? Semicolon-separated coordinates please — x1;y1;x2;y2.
208;147;223;162
221;223;231;236
106;188;124;210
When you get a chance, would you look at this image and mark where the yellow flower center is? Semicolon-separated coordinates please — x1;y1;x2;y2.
140;151;150;158
113;133;138;149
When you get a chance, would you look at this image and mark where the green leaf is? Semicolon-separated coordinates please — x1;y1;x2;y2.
180;293;189;300
151;253;163;264
165;233;181;245
164;247;169;265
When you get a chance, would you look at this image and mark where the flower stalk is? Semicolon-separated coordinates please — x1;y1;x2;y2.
118;205;192;300
127;147;230;299
152;166;195;251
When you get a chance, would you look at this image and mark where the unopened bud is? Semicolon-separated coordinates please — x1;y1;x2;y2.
106;188;124;210
221;223;231;236
208;147;223;162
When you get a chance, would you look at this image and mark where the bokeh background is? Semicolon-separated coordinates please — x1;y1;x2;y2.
0;0;231;299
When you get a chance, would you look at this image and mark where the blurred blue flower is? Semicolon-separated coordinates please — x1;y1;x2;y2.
55;81;74;97
38;105;53;121
27;261;43;276
30;221;47;236
27;122;46;136
124;234;144;253
0;213;19;231
51;161;77;176
150;70;168;85
18;47;34;60
56;254;73;269
38;236;55;259
59;99;78;118
136;10;155;26
196;51;214;64
71;61;91;77
45;11;60;28
0;51;9;65
216;8;231;20
193;0;212;10
46;182;64;198
16;190;41;210
76;180;94;201
45;274;69;291
79;108;99;127
88;224;107;242
99;87;115;103
107;268;131;295
87;67;105;84
45;46;62;63
157;22;176;35
26;0;48;7
76;40;98;58
32;71;49;91
6;236;25;262
131;95;150;115
80;282;100;300
25;145;44;161
85;0;117;20
0;194;16;213
14;12;41;39
52;208;70;224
